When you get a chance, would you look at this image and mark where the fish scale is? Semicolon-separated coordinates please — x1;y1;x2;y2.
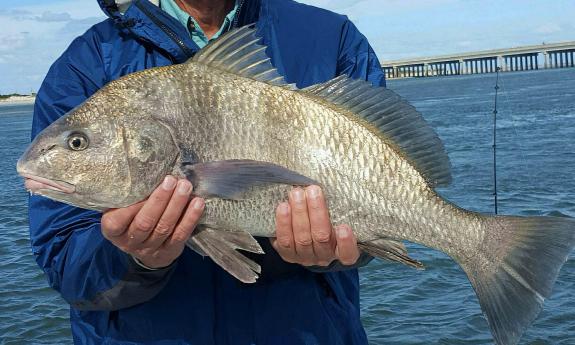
154;62;469;255
17;26;575;345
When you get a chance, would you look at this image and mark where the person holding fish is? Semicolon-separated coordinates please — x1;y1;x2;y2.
22;0;385;344
22;0;575;344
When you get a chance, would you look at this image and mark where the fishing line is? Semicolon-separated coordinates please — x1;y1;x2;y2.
492;67;499;215
495;69;541;215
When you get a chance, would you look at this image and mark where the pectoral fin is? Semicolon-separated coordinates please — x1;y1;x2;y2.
181;159;317;200
187;227;265;283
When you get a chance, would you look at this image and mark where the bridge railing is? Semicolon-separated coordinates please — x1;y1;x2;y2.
381;42;575;79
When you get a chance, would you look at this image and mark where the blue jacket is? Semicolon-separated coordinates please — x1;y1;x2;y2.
29;0;386;344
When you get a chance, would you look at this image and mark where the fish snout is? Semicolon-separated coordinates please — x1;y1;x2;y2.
17;144;75;195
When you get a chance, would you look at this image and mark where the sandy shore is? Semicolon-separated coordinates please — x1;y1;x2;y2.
0;95;36;105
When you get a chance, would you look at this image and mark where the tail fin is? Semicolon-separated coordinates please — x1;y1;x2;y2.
461;216;575;345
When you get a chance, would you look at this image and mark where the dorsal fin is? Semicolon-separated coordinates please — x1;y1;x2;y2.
302;76;452;187
191;25;294;88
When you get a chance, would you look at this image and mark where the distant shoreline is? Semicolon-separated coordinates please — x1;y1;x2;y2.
0;95;36;105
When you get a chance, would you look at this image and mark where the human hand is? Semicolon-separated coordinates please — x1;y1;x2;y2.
270;185;360;267
101;176;205;269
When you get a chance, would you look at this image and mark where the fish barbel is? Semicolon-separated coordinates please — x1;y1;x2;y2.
17;26;575;345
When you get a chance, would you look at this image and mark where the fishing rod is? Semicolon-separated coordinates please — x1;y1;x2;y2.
492;67;500;215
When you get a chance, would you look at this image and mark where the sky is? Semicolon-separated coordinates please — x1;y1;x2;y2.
0;0;573;94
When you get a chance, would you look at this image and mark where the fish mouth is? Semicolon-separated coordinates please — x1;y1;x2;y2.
21;174;76;194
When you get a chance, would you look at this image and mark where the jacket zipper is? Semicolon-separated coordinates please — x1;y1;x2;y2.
134;1;195;59
232;0;247;29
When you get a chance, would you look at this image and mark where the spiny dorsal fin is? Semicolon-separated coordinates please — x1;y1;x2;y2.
191;25;294;88
302;75;452;187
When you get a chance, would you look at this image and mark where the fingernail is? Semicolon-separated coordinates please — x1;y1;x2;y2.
335;225;350;239
177;180;192;195
291;188;304;202
193;198;205;210
306;185;321;199
162;176;177;191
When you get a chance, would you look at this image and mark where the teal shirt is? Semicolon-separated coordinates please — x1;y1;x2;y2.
160;0;239;48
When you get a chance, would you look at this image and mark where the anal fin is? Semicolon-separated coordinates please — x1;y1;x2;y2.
187;227;265;283
358;239;424;269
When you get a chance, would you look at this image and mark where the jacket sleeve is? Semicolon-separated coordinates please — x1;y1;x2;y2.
29;33;175;311
309;19;385;273
337;19;386;88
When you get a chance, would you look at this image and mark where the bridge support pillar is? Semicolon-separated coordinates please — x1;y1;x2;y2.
497;56;505;71
554;52;559;68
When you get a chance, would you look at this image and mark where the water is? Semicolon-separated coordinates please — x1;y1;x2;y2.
1;68;574;344
361;68;575;345
0;105;71;344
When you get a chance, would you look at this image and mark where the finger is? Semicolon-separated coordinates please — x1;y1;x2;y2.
164;197;205;250
306;186;335;266
334;224;360;266
126;176;177;246
290;187;315;265
272;202;296;263
143;179;193;250
101;202;144;239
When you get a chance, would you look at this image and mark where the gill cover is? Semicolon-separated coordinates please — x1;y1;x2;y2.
120;119;180;206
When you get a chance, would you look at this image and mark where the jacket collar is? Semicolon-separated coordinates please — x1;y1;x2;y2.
97;0;261;62
99;0;158;16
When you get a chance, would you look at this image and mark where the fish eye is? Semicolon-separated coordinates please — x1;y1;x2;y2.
67;133;89;151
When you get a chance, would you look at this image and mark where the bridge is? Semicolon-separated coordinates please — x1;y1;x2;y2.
381;41;575;79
